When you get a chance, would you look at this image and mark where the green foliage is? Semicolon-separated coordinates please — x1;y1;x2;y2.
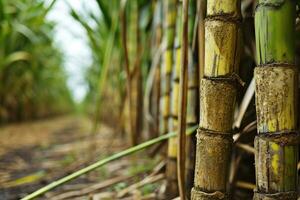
127;157;158;176
113;182;127;192
61;154;76;166
0;0;73;123
97;165;109;179
69;0;122;118
70;0;154;124
140;183;158;195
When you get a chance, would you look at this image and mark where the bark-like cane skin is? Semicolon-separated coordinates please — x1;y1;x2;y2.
191;0;241;199
254;0;298;199
254;67;299;194
191;188;229;200
199;79;237;132
194;130;233;191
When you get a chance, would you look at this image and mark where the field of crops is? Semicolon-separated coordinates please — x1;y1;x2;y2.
1;0;300;200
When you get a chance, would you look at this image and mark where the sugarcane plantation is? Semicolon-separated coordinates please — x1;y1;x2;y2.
0;0;299;200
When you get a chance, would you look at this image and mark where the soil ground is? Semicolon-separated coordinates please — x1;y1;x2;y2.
0;116;163;200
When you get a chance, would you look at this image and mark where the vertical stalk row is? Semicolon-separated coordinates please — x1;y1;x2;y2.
165;0;180;197
192;1;241;199
253;0;298;199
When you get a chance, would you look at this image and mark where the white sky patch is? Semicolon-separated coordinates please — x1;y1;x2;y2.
46;0;99;103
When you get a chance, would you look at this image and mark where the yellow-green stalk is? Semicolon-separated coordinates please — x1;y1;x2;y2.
164;0;179;197
160;0;177;136
253;0;298;199
191;0;241;199
129;0;141;146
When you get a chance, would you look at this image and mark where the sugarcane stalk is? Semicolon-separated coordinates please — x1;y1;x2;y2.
133;0;143;145
191;0;241;199
121;0;134;146
160;0;177;136
253;0;298;199
197;0;206;80
178;0;189;198
155;2;163;139
164;0;179;198
121;0;141;146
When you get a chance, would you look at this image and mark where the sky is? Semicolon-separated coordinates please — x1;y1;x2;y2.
47;0;99;102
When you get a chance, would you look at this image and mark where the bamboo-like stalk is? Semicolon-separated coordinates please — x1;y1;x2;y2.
160;0;177;136
191;0;241;199
127;0;142;146
253;0;298;199
178;0;189;198
133;0;143;145
121;0;134;146
164;0;179;198
155;2;163;139
121;0;142;146
197;0;206;80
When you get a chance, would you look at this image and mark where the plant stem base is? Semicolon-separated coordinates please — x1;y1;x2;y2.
191;188;229;200
253;191;297;200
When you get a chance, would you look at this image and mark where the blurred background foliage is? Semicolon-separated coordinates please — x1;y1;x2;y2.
0;0;73;123
70;0;154;128
0;0;155;130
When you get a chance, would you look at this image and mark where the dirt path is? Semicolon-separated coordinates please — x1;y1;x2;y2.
0;115;129;199
0;116;162;200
